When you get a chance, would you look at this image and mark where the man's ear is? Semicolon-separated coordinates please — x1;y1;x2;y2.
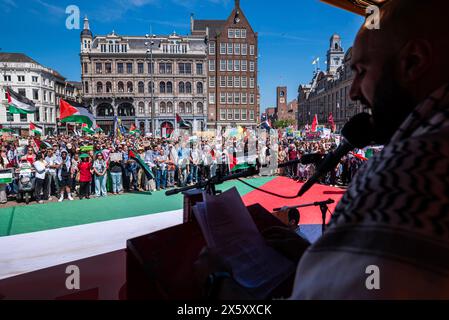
398;39;433;83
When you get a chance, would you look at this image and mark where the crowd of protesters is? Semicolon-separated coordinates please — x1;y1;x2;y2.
0;131;377;206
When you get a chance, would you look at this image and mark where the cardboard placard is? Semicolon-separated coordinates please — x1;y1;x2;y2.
110;153;123;162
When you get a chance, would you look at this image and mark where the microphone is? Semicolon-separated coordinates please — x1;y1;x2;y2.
297;113;375;197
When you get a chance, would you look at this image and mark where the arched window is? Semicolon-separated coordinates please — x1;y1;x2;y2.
106;82;112;93
179;102;185;114
138;102;145;114
84;81;89;94
186;82;192;94
96;82;103;93
160;102;166;113
160;82;166;94
97;103;114;117
166;81;173;94
197;102;204;114
186;102;192;113
148;81;154;93
167;102;173;113
118;81;124;93
138;81;144;93
196;82;203;94
118;103;135;117
179;82;185;94
127;81;133;93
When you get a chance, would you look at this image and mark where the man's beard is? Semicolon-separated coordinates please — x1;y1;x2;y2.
370;62;417;145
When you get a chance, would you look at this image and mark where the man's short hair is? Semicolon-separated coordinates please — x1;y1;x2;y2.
288;208;300;225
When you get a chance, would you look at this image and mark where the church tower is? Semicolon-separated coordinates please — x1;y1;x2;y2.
80;16;93;53
326;34;344;74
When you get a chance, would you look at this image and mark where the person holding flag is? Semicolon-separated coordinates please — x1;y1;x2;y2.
29;122;43;136
311;114;319;132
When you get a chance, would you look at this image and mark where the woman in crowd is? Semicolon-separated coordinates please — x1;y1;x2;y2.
109;152;123;195
33;153;48;204
77;154;92;200
58;149;73;202
93;152;108;197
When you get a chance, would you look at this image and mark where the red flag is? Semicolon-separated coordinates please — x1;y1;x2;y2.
328;113;336;132
311;114;318;132
130;123;137;132
351;152;368;161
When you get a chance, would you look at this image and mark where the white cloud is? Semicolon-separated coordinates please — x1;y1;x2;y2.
34;0;65;15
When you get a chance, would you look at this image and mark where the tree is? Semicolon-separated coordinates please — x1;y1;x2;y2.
273;119;295;129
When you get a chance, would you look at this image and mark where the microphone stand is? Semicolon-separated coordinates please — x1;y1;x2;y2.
273;199;335;233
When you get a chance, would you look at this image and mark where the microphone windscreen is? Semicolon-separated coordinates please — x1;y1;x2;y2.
341;112;375;149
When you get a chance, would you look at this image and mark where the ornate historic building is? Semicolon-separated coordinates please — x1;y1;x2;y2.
80;17;208;135
191;0;259;130
298;34;363;132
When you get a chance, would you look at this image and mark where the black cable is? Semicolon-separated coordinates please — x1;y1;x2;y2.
236;178;300;199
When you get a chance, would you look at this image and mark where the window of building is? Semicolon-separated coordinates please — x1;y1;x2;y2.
218;44;226;56
138;81;145;93
241;93;248;104
234;77;240;88
209;77;215;88
160;63;172;74
249;110;255;120
33;89;39;100
209;42;215;55
235;29;241;38
101;44;106;52
179;82;185;94
6;112;14;122
250;77;255;88
241;109;247;120
186;82;192;94
234;109;240;120
160;102;166;114
227;93;233;104
138;63;144;74
250;45;255;55
95;63;102;74
228;29;235;39
84;81;89;93
220;76;226;87
18;75;25;82
179;102;185;114
208;60;216;72
234;44;240;55
220;93;226;104
166;81;172;94
18;89;26;97
242;44;248;55
209;93;215;104
242;29;247;38
227;60;233;72
234;60;240;72
186;102;192;113
167;102;173;113
197;102;204;114
196;63;203;75
220;109;226;121
250;61;255;72
179;63;192;74
148;81;154;93
241;60;247;71
105;63;112;74
241;77;247;88
83;63;88;74
227;109;233;120
122;44;127;53
3;75;11;82
220;60;226;72
106;82;112;93
117;81;125;93
126;63;133;74
117;63;124;74
138;102;145;114
234;93;240;104
127;81;133;93
227;76;233;87
20;113;27;122
97;82;103;93
197;82;203;94
32;76;38;83
250;94;255;104
160;82;166;94
227;43;233;55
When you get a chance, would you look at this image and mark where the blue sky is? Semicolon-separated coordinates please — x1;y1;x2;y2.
0;0;363;110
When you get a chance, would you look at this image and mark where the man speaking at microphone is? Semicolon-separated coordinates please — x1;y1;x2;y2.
291;0;449;299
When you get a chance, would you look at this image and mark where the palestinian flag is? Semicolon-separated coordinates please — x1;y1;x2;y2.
30;122;43;135
34;138;52;150
81;123;95;135
6;88;37;114
95;125;103;133
129;124;141;136
129;150;155;180
176;114;191;130
0;169;13;184
60;99;94;127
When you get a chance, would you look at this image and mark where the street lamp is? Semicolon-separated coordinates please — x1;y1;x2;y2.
145;33;156;137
